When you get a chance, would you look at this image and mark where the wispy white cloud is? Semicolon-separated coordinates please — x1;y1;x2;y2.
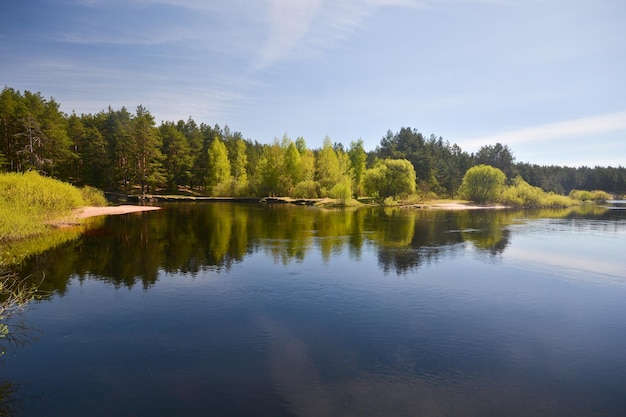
255;0;324;68
61;0;507;72
252;0;430;68
460;112;626;148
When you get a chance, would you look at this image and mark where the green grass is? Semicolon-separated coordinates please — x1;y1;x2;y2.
0;171;106;242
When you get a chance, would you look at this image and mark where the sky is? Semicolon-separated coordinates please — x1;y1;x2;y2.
1;0;625;167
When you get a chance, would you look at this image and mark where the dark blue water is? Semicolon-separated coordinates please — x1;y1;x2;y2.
2;203;626;416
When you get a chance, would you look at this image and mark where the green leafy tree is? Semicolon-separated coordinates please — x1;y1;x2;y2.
283;139;302;190
295;137;315;182
348;139;367;196
330;179;353;204
206;135;231;195
254;141;284;196
458;164;506;203
295;136;307;154
316;136;342;196
230;138;249;196
290;137;317;197
362;159;416;198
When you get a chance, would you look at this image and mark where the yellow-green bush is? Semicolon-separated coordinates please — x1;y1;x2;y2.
293;180;318;198
500;177;577;208
330;180;353;204
457;165;506;203
79;185;108;206
569;189;612;202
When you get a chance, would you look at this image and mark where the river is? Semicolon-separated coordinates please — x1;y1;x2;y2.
2;202;626;416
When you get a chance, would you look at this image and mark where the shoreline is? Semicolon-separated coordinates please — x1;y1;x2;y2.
411;201;509;210
79;200;509;214
75;205;161;219
74;199;513;220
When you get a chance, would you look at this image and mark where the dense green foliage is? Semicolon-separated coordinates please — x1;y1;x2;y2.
458;165;507;203
362;159;417;198
458;168;578;207
568;189;612;202
2;86;624;199
0;171;105;241
500;177;575;208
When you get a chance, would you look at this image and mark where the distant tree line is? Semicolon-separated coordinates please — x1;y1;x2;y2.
1;87;624;198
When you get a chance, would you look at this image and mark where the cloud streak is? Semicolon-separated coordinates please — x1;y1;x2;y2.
255;0;324;68
253;0;428;68
460;112;626;148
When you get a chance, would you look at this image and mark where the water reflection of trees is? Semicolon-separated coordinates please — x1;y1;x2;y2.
0;380;19;417
371;209;513;274
14;203;611;293
1;269;41;416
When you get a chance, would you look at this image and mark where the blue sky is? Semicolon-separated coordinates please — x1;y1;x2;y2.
1;0;625;167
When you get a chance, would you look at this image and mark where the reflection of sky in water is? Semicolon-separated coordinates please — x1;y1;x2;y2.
504;218;626;280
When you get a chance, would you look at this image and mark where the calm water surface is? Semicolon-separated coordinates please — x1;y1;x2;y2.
2;203;626;416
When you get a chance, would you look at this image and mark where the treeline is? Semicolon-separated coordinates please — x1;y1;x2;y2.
1;86;624;197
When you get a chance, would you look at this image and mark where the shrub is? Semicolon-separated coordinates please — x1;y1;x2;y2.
569;189;612;202
330;180;352;204
500;177;576;208
457;165;506;203
293;180;318;198
361;159;416;198
211;181;233;197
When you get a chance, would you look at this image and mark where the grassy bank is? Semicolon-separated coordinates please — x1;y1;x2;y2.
0;171;107;242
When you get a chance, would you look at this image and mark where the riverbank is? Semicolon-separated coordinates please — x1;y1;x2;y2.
75;205;161;219
407;201;509;210
96;196;509;211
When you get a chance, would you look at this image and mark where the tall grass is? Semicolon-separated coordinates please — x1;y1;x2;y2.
79;185;108;206
0;171;106;242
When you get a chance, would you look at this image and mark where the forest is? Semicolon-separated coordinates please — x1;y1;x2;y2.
1;86;625;199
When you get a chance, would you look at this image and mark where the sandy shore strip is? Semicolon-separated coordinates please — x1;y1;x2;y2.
413;201;509;210
75;205;161;219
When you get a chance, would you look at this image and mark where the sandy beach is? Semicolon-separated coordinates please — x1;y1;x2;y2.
414;201;509;210
75;205;161;219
